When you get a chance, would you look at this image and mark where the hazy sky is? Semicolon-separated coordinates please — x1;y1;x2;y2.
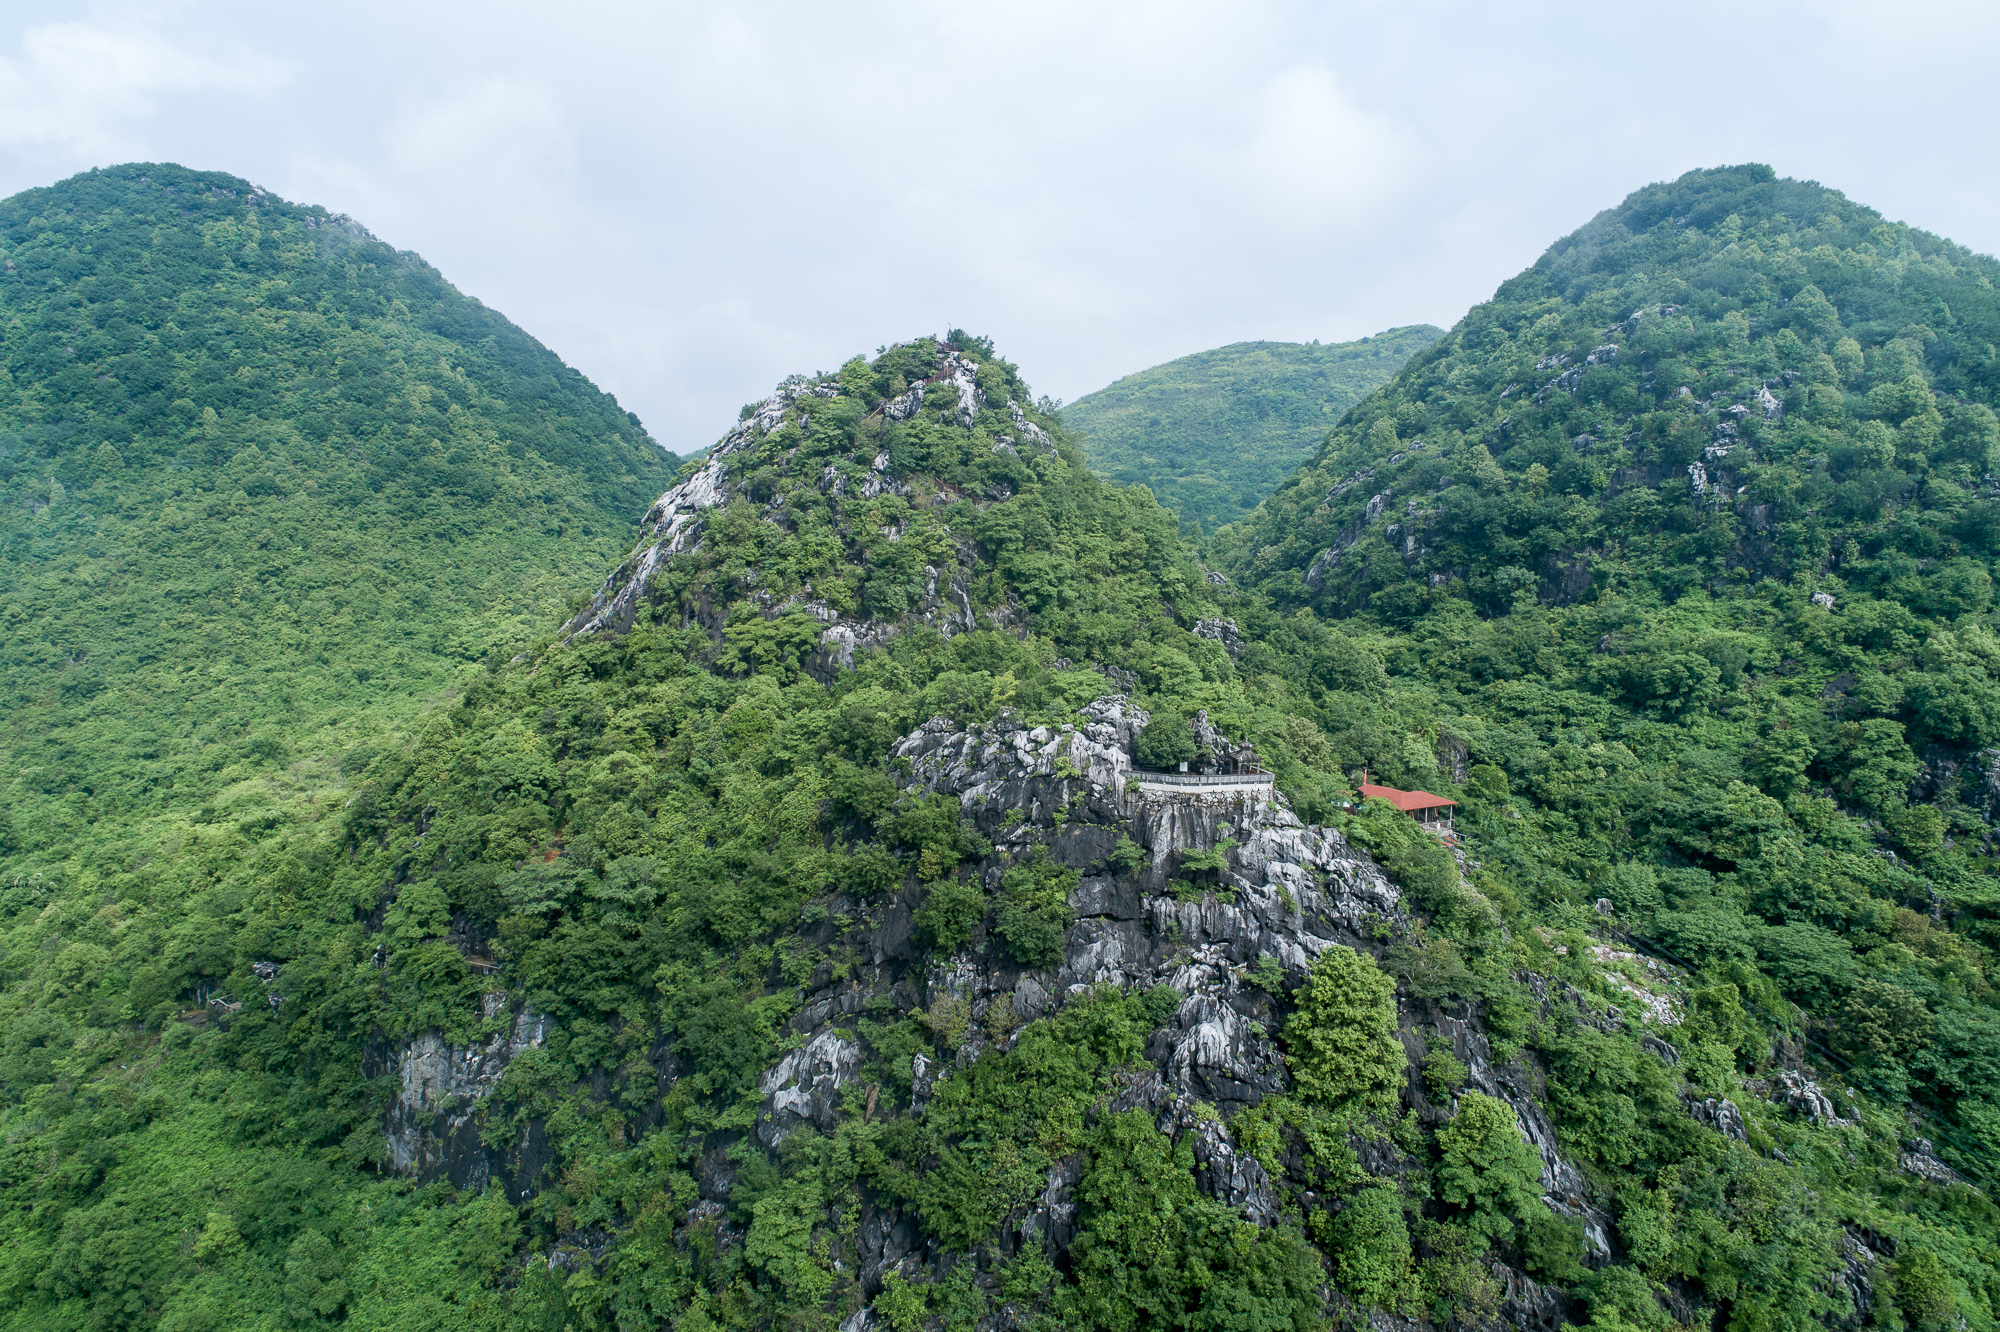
3;1;1996;457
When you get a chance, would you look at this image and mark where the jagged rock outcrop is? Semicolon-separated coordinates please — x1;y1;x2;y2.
561;384;808;640
1900;1138;1961;1186
1685;1095;1749;1141
1773;1069;1850;1126
378;697;1629;1327
560;341;1042;663
384;996;553;1197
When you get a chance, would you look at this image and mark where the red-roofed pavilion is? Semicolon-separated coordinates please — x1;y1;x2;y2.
1359;782;1457;829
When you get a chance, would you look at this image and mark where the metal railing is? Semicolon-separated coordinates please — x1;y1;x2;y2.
1133;771;1274;790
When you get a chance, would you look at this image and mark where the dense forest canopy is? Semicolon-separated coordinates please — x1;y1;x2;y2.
0;163;677;882
1218;161;2000;1151
1065;326;1441;533
0;165;1996;1332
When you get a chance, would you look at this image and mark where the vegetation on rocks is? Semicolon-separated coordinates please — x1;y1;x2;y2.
0;163;1997;1332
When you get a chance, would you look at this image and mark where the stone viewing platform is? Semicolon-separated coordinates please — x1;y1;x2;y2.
1134;770;1275;800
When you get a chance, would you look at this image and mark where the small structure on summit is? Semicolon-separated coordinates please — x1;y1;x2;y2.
1358;779;1456;830
1190;709;1262;776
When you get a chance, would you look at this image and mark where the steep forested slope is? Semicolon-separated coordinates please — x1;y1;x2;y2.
1066;326;1441;532
1220;163;2000;1151
0;164;677;883
4;173;1999;1332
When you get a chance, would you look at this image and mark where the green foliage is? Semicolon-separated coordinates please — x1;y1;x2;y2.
1323;1186;1413;1309
1134;707;1197;768
1068;327;1443;532
913;876;985;953
283;1230;349;1322
1214;164;2000;1167
1109;834;1147;875
1435;1091;1548;1245
1423;1038;1470;1101
1283;945;1403;1116
0;162;675;916
874;987;1167;1251
1896;1247;1959;1329
6;163;2000;1332
1059;1109;1324;1331
992;851;1078;967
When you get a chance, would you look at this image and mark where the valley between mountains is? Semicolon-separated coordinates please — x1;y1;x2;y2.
2;163;1999;1332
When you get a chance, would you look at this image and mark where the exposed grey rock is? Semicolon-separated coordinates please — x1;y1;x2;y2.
385;998;551;1191
1829;1227;1885;1329
1773;1069;1848;1126
1900;1138;1961;1186
1685;1094;1748;1140
758;1028;863;1145
1004;398;1051;447
1304;545;1340;592
561;373;854;640
1191;617;1244;659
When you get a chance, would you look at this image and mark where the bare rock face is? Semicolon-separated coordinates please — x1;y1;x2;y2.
562;381;827;641
758;1029;864;1146
379;698;1629;1326
560;340;1015;657
1685;1095;1748;1141
1900;1138;1961;1186
1773;1069;1850;1126
384;997;551;1196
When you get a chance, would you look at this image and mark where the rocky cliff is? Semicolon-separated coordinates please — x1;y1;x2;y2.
374;696;1667;1328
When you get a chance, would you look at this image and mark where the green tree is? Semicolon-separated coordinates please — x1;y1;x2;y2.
1895;1247;1957;1329
1135;708;1197;768
993;851;1078;967
283;1231;348;1323
1284;945;1403;1115
1435;1092;1546;1245
1325;1186;1412;1308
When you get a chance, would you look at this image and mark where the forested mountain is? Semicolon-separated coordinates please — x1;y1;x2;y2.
1066;326;1441;532
1217;166;2000;1162
3;165;1999;1332
0;164;678;880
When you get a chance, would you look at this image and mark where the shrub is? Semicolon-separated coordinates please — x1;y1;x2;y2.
1324;1186;1412;1309
1284;945;1403;1116
1061;1109;1323;1332
1135;708;1196;768
993;852;1078;968
1435;1091;1546;1246
1896;1247;1957;1329
913;877;985;953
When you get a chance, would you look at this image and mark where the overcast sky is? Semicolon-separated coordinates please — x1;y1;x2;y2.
2;1;1997;457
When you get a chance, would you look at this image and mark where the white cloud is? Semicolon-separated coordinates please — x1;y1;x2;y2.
0;22;284;155
385;78;569;180
1232;64;1405;227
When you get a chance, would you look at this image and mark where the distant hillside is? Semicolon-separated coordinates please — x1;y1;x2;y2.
1066;325;1443;532
0;163;678;869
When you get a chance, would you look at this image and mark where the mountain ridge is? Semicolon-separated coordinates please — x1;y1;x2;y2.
3;166;1999;1332
0;161;676;882
1066;325;1443;532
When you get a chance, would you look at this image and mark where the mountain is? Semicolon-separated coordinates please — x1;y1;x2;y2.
1065;326;1442;532
5;171;2000;1332
1218;163;2000;1152
0;164;678;877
